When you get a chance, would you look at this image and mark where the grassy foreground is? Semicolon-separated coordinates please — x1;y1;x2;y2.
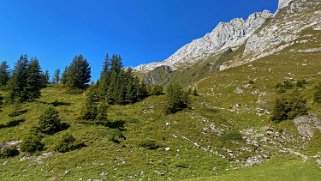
185;157;321;181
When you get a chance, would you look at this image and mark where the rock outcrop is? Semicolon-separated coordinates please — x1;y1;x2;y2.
278;0;294;9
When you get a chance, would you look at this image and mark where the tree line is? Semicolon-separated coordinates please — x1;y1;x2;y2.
0;55;49;102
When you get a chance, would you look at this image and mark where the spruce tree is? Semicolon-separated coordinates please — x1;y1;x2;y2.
98;54;110;99
80;86;99;120
8;55;29;102
39;107;63;134
52;69;61;84
96;53;148;105
41;70;50;87
0;61;10;87
165;83;190;114
25;58;43;101
62;55;91;90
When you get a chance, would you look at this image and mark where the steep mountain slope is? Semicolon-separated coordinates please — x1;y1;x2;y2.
135;10;273;72
2;42;321;180
2;0;321;180
136;0;321;86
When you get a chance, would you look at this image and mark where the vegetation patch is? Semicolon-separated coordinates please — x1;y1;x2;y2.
54;133;85;153
139;139;161;150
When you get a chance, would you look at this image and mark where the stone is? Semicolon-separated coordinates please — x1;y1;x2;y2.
293;113;321;141
235;87;244;95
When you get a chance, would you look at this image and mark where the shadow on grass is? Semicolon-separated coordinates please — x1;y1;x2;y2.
0;119;25;129
80;120;126;131
8;109;28;117
39;100;72;107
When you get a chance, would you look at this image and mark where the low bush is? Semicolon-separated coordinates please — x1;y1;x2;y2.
20;132;44;153
314;83;321;103
108;129;126;144
39;107;67;135
54;133;85;153
0;145;19;158
271;89;308;122
296;79;307;88
275;80;294;93
222;130;244;142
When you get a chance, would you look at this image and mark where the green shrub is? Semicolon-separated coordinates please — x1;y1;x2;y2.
314;83;321;103
164;83;190;114
139;139;161;150
275;80;294;93
20;133;44;153
296;79;307;88
54;133;85;153
149;84;164;95
222;130;244;142
96;102;108;121
108;129;126;144
39;107;65;135
0;145;19;158
80;86;99;120
271;89;308;122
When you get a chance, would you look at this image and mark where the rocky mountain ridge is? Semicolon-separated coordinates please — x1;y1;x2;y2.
135;10;273;72
135;0;321;74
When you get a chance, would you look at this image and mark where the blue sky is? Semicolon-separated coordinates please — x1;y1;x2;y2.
0;0;278;80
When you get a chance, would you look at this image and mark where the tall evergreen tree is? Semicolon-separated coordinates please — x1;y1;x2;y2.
0;61;10;87
62;55;91;90
8;55;29;102
25;58;43;101
94;53;148;105
98;54;110;99
52;69;61;84
41;70;50;87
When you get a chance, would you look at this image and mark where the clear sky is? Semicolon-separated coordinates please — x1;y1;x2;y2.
0;0;278;80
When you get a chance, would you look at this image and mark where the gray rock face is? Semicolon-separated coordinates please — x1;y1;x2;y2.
146;65;172;84
221;0;321;70
293;113;321;141
136;0;321;73
135;10;273;72
278;0;294;9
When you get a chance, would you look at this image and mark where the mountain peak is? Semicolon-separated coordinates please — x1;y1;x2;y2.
135;10;273;72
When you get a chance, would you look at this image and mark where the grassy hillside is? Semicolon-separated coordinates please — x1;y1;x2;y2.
185;157;321;181
1;29;321;180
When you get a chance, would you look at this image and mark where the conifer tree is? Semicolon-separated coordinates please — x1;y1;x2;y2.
62;55;91;90
165;83;190;114
0;61;10;87
80;86;99;120
8;55;29;102
25;58;43;101
41;70;50;87
52;69;60;84
98;54;110;99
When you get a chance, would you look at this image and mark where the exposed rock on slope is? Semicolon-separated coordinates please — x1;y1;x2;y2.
278;0;294;9
135;10;273;72
135;0;321;77
234;0;321;69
